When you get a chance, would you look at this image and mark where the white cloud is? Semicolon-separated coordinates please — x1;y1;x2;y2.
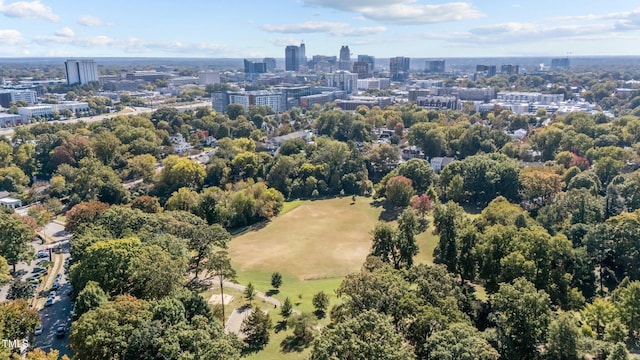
55;27;74;38
0;0;58;21
331;26;387;37
261;21;348;33
261;21;385;37
303;0;483;24
304;0;406;11
265;37;300;47
73;35;115;47
0;29;24;45
33;35;71;44
361;2;483;25
119;38;236;55
409;7;640;46
77;14;107;27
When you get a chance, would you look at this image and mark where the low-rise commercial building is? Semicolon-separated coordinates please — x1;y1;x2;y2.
0;113;22;126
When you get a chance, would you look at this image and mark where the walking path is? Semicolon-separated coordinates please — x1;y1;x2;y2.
220;280;300;335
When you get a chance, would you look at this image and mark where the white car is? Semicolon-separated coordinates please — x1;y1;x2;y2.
34;326;43;336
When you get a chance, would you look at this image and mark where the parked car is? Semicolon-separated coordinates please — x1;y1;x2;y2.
55;326;65;338
44;298;53;307
37;251;48;258
51;282;59;291
34;326;43;336
11;269;27;278
49;291;56;298
27;274;42;282
32;266;46;273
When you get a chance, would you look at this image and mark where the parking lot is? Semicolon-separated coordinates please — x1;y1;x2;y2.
0;221;73;358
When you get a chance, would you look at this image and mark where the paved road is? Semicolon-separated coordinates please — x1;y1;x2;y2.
0;101;212;138
32;263;72;359
31;222;72;358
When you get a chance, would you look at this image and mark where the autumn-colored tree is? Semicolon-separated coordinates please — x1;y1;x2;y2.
519;169;564;206
130;195;162;213
65;200;110;233
411;193;433;221
385;176;415;207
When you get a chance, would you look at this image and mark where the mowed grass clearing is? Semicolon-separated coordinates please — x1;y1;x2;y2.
226;197;452;359
229;196;382;282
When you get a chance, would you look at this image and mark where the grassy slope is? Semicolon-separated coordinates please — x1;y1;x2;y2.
226;197;447;359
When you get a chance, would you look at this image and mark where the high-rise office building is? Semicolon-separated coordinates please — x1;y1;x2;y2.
263;57;276;72
327;71;358;94
390;57;410;81
339;46;350;62
338;45;351;71
476;65;497;77
501;64;520;75
352;62;370;79
285;45;300;71
357;55;375;73
425;60;445;73
244;59;267;74
65;59;99;85
299;42;307;67
551;58;570;70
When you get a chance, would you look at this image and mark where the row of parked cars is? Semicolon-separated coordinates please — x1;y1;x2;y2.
35;272;67;338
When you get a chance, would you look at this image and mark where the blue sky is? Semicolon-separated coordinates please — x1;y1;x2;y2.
1;0;640;58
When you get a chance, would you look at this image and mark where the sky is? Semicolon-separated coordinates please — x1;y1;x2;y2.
1;0;640;58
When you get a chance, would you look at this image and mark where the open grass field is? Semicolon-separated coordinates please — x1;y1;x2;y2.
229;196;382;282
225;196;445;359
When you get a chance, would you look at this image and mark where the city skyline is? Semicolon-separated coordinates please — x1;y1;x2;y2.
0;0;640;58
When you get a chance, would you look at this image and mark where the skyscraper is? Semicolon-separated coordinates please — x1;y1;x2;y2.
425;60;445;73
501;64;519;75
389;57;410;81
263;58;276;72
65;59;99;85
551;58;570;70
299;42;307;67
338;45;351;71
339;46;350;62
352;62;370;79
476;65;497;77
357;55;375;73
285;45;300;71
244;59;267;74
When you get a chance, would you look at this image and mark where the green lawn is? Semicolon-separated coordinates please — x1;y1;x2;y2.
243;305;315;360
413;224;439;265
226;197;448;359
229;196;382;283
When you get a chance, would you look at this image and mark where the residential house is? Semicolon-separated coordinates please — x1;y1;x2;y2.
170;134;192;154
430;157;455;173
401;146;425;160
